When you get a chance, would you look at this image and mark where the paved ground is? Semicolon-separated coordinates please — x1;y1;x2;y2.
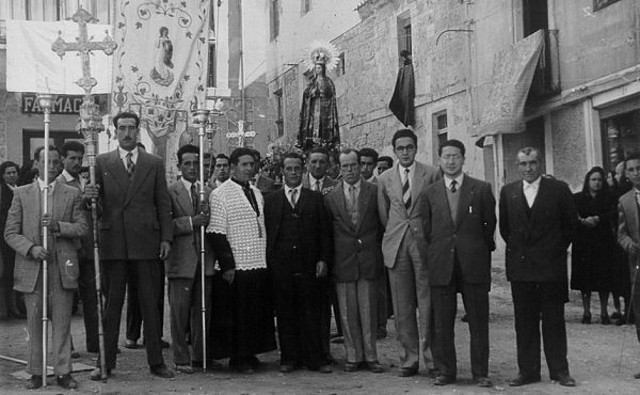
1;253;640;394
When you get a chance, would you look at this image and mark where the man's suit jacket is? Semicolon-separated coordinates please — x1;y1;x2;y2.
57;174;94;261
377;161;440;268
254;174;276;194
617;188;640;281
499;177;577;282
302;174;337;195
264;187;332;275
423;175;496;286
95;149;173;261
166;181;214;279
4;181;88;293
324;181;383;282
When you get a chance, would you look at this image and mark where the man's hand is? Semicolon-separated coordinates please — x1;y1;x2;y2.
192;212;210;228
159;241;171;260
30;246;50;261
222;269;235;284
41;214;59;232
316;261;328;278
83;184;99;201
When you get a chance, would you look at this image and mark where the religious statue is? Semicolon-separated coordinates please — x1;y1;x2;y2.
298;41;340;150
150;26;174;86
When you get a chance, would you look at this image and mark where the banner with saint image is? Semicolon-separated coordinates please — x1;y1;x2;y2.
111;0;209;175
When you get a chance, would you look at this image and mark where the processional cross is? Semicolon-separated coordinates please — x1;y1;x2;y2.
226;120;257;148
50;6;117;382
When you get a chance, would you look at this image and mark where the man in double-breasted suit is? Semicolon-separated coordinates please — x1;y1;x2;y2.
423;140;496;387
377;129;440;377
5;146;88;390
264;152;333;373
616;153;640;380
325;149;384;373
86;112;174;380
499;147;578;387
166;144;214;373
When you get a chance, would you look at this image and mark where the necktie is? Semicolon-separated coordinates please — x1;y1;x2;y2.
402;168;411;210
126;152;135;177
315;180;321;192
450;179;457;193
349;185;358;225
190;183;199;213
289;188;298;208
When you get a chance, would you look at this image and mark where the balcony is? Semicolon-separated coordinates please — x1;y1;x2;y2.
527;29;560;103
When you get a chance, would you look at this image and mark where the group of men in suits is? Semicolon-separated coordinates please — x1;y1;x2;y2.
10;110;640;390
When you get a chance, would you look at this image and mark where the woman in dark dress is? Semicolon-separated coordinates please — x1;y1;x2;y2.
571;167;618;324
0;161;21;319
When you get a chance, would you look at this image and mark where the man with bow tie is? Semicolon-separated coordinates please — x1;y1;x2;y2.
499;147;578;387
264;152;333;373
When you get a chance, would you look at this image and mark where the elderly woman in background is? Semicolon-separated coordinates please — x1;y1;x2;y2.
572;166;618;325
0;161;22;320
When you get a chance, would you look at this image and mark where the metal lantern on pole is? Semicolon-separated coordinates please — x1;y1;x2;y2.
36;93;55;387
191;108;210;372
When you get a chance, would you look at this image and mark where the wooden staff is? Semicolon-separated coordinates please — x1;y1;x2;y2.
193;109;210;372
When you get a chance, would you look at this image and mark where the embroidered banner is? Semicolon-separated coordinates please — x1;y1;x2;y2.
111;0;209;173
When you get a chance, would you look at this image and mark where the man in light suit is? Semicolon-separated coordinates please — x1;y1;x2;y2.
325;148;384;373
617;152;640;380
377;128;440;377
5;145;88;389
264;152;332;373
166;144;214;373
86;111;174;380
57;141;99;354
423;140;496;387
499;147;577;387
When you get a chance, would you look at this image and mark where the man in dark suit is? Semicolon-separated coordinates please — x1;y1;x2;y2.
57;141;99;354
616;153;640;380
86;111;174;380
423;140;496;387
264;152;332;373
166;144;214;373
377;129;440;377
499;146;578;387
5;145;88;389
325;148;384;373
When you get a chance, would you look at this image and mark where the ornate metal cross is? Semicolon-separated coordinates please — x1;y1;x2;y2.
226;120;257;148
51;7;117;95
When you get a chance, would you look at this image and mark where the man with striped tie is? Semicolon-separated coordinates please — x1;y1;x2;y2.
377;129;440;378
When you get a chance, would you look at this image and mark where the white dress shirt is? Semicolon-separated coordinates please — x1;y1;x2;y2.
444;173;464;191
398;161;416;189
286;183;303;206
118;146;139;169
61;169;85;191
523;176;541;207
308;173;325;191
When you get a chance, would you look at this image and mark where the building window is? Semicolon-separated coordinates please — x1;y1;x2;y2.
522;0;548;37
274;89;284;137
270;0;280;41
434;111;448;150
397;12;412;60
601;109;640;172
301;0;311;14
207;44;216;87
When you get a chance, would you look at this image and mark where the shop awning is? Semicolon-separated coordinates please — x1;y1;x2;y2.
471;30;544;146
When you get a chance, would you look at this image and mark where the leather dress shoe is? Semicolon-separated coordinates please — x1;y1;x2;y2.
150;364;175;378
433;375;455;386
367;361;384;373
26;375;43;389
509;374;541;386
174;364;194;374
56;373;78;389
553;373;576;387
344;362;362;372
123;339;141;349
89;367;111;381
280;364;295;373
474;376;493;387
398;366;418;377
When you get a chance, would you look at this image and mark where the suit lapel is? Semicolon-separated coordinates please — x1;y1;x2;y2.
435;181;454;230
529;178;546;225
333;182;355;231
106;150;130;194
175;182;193;216
411;163;425;215
27;182;41;240
391;166;405;212
125;151;152;206
355;182;371;233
